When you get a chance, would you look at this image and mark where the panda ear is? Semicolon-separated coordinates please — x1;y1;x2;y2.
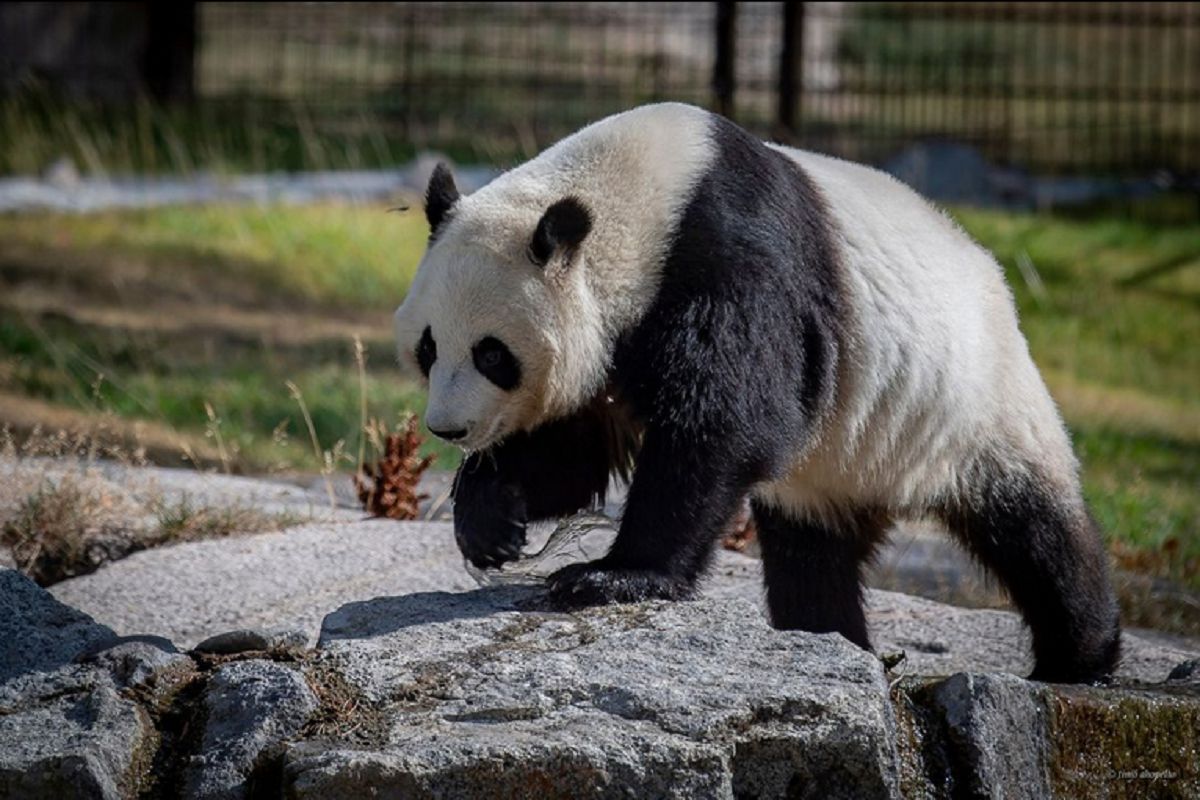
425;163;460;236
528;197;592;269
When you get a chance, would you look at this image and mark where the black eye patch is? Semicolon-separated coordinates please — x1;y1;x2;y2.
416;326;436;377
472;336;521;391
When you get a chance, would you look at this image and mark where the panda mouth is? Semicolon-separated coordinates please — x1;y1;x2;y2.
462;414;507;454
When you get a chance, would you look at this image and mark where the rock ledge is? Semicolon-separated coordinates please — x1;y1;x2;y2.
5;567;1199;799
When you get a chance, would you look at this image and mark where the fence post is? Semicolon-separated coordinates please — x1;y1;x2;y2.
142;2;197;104
777;1;804;140
713;1;736;118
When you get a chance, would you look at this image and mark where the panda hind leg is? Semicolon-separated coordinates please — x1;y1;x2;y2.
751;498;889;651
937;464;1121;684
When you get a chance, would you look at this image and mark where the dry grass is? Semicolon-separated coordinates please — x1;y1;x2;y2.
0;438;310;585
1;478;308;586
152;495;307;546
1;393;224;469
301;662;390;746
1;478;138;584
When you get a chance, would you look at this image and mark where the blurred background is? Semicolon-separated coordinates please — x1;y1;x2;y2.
0;4;1196;615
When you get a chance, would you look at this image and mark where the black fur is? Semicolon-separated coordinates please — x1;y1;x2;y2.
425;163;459;236
453;457;526;568
752;501;889;650
936;462;1121;683
529;197;592;267
546;114;845;605
452;406;617;569
472;336;521;391
415;326;436;378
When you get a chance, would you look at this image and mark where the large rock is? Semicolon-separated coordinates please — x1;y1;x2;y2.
52;520;478;649
0;569;170;799
52;519;1196;682
9;462;1200;797
287;588;1200;800
5;446;1200;800
0;665;154;800
289;590;901;799
898;673;1200;799
913;673;1053;799
1;568;116;678
184;660;318;800
35;462;1196;681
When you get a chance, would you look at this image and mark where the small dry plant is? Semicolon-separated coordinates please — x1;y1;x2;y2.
354;415;434;520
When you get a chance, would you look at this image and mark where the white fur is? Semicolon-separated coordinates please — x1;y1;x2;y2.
757;146;1079;519
395;103;714;449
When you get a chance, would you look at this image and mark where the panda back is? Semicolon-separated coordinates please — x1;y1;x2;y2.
767;146;1076;506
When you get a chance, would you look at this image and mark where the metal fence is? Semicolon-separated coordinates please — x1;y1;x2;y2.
195;2;1199;177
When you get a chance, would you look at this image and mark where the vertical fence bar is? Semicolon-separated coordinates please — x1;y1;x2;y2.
777;1;804;141
143;2;197;104
713;0;737;118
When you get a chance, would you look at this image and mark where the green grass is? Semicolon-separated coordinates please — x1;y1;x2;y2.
0;203;460;473
0;203;1197;586
955;210;1200;403
0;204;428;310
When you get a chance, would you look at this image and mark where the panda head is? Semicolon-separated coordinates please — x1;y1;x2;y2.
393;163;597;452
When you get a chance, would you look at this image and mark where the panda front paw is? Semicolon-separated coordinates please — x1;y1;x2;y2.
452;459;528;570
455;510;526;569
547;561;696;607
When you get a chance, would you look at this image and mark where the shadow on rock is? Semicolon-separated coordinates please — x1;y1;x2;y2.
317;584;545;645
1;568;119;681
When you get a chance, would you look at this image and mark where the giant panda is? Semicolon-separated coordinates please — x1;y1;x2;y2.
392;103;1121;684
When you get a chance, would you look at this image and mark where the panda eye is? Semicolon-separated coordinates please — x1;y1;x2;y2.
415;326;436;377
472;336;521;391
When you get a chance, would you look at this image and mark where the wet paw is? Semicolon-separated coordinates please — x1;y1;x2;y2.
547;561;695;608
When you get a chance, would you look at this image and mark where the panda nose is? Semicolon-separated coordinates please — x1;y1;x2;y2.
429;426;468;442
